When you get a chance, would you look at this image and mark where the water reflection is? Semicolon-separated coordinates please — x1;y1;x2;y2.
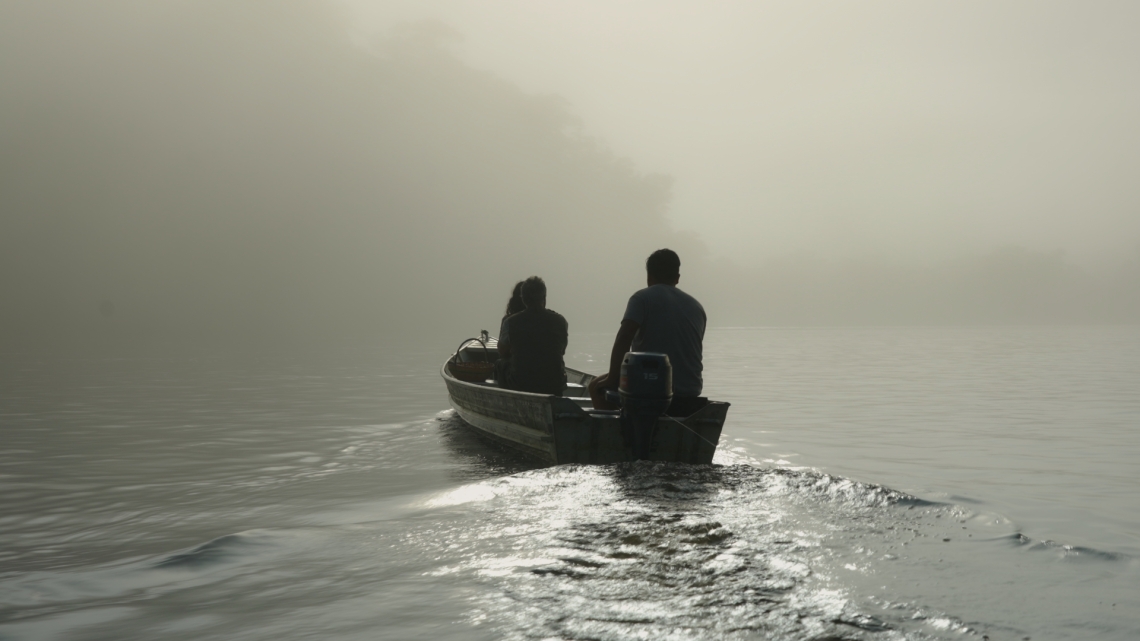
435;411;545;480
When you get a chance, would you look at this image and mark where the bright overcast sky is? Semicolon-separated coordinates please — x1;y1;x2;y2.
344;1;1140;266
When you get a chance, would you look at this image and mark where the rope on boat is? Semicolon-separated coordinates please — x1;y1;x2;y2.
660;414;721;450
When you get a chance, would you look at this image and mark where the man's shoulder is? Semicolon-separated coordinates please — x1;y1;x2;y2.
673;286;704;310
628;284;665;303
544;308;569;328
634;284;702;306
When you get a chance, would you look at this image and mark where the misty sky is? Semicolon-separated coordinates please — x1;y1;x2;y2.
2;1;1138;348
349;1;1140;266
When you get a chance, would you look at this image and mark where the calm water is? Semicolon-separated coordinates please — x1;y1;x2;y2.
1;327;1138;640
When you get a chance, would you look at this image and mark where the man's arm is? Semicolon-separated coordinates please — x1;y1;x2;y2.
605;319;640;383
588;319;639;408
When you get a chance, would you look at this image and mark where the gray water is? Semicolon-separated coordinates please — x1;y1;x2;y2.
1;327;1138;640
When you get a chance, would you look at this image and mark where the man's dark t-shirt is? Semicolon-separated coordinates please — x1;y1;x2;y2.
504;308;568;395
622;284;706;397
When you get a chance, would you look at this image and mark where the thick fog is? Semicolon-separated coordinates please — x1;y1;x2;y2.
356;1;1140;264
2;1;1138;351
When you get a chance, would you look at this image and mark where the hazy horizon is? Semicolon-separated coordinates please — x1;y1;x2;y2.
2;1;1138;350
349;0;1140;268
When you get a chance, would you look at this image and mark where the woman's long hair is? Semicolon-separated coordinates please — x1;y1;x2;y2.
505;281;526;316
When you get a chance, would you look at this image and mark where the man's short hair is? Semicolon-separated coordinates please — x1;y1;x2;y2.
646;249;681;281
521;276;546;307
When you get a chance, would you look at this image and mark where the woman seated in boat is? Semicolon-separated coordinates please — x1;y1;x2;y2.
493;281;526;384
496;277;568;395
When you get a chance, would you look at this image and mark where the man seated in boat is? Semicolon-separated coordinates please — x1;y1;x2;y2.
496;276;569;395
588;249;707;414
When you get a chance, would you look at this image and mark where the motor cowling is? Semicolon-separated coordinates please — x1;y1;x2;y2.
619;352;673;408
617;352;672;460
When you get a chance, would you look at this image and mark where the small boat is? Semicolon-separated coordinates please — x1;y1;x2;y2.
442;337;730;465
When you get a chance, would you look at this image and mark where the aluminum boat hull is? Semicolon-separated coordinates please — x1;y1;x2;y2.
441;347;728;464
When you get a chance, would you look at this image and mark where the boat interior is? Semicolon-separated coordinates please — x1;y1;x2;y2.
450;337;712;419
453;338;603;410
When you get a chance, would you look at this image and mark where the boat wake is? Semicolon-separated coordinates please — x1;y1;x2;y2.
420;463;970;640
406;452;1135;641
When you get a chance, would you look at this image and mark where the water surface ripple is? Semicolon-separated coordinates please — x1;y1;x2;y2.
1;328;1137;640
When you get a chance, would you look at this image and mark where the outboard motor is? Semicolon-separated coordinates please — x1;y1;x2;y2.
616;352;673;460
